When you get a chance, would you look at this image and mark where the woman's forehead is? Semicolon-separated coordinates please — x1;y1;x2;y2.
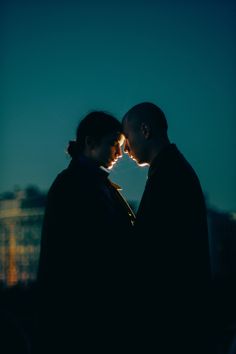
103;131;124;144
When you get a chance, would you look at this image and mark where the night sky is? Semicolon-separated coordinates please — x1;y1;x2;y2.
1;0;236;212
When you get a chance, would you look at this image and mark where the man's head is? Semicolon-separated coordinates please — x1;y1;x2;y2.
68;111;124;169
122;102;169;166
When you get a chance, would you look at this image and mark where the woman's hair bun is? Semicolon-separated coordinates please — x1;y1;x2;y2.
67;140;77;158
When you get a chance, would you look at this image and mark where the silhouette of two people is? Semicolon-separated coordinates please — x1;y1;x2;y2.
35;104;213;353
35;111;135;353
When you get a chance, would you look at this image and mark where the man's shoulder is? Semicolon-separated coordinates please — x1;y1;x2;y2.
161;144;191;170
158;145;197;175
149;144;201;190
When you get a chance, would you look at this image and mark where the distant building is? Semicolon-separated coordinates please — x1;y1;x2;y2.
0;186;138;288
208;208;236;279
1;186;235;288
0;187;46;287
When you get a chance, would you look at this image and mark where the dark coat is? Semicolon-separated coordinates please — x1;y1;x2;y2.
35;156;135;352
132;144;213;353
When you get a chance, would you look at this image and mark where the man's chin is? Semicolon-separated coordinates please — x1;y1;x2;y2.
137;161;149;167
129;155;148;167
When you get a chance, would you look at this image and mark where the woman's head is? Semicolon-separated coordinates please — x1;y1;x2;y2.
67;111;125;169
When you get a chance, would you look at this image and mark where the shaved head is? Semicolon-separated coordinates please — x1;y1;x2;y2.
122;102;170;165
123;102;168;134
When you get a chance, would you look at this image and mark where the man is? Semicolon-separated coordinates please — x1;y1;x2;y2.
35;111;135;353
122;102;213;353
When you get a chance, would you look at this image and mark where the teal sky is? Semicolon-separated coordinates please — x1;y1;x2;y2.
1;0;236;212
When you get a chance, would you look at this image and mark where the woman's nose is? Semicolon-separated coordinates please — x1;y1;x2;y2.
116;145;122;158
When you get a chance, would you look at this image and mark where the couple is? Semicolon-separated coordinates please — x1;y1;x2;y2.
36;102;212;353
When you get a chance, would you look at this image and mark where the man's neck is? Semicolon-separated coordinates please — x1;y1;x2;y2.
148;139;171;165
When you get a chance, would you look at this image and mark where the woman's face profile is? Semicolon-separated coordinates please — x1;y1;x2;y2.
92;132;125;169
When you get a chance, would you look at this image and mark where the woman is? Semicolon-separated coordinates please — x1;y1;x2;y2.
35;111;135;353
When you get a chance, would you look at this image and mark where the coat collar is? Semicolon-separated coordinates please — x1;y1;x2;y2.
68;155;108;178
68;155;122;190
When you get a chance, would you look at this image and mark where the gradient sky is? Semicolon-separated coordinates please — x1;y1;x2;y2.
1;0;236;212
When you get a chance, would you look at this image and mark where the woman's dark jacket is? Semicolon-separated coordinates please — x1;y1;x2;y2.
35;156;135;352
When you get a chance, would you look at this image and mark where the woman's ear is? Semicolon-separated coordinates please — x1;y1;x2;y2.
85;135;96;149
140;122;151;139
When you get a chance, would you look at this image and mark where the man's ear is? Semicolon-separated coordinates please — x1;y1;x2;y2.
140;122;151;139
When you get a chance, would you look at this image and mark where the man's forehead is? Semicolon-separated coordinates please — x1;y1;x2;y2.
122;117;131;132
122;115;139;133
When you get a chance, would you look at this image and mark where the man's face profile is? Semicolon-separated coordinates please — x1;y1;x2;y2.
122;118;148;167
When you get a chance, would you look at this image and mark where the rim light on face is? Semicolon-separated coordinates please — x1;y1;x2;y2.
119;137;125;146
